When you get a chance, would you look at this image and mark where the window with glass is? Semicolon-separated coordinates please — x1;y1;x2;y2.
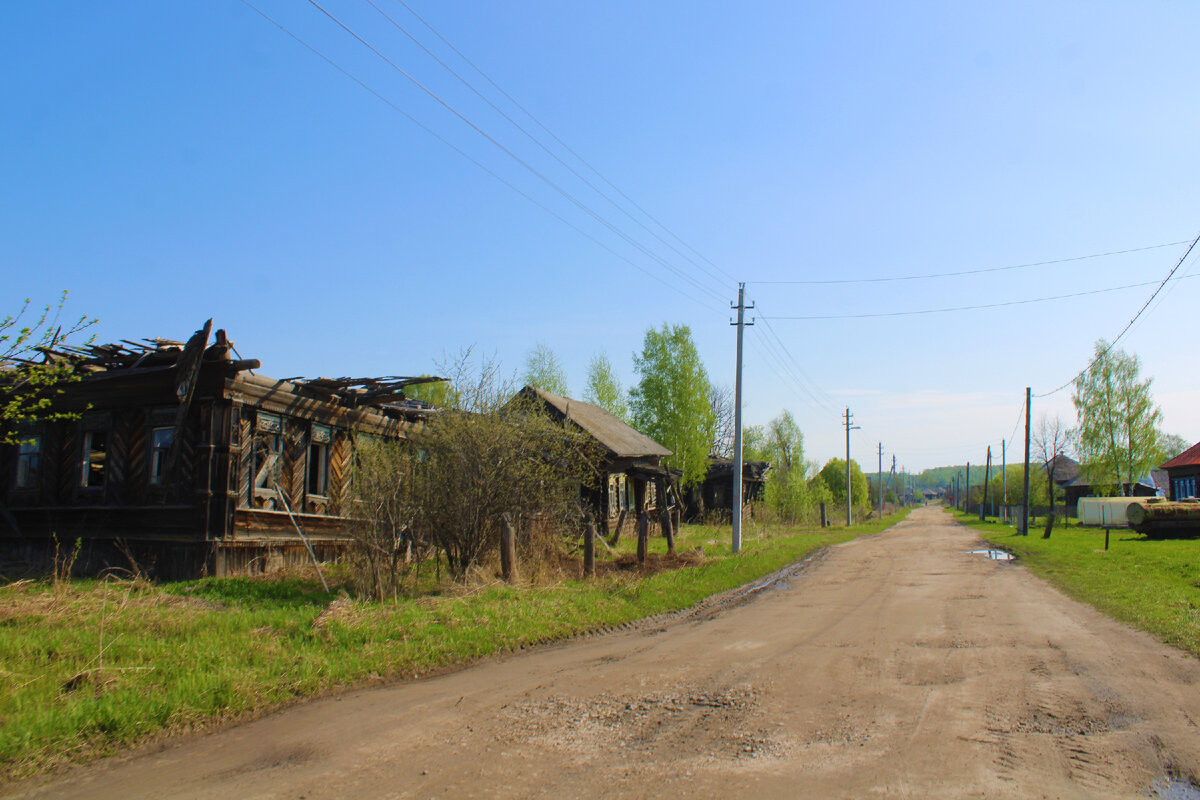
150;427;175;486
81;429;107;488
15;434;41;490
1175;476;1197;500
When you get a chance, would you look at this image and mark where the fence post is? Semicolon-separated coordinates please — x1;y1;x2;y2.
500;515;517;583
584;522;596;577
637;512;649;564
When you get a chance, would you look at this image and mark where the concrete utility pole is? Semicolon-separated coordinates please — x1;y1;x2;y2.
1022;387;1032;536
843;408;860;526
730;283;754;555
877;442;884;520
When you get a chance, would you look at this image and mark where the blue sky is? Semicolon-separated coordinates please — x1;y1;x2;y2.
4;1;1199;471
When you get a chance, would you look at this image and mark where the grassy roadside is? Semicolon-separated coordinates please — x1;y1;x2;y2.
0;509;909;780
948;508;1200;658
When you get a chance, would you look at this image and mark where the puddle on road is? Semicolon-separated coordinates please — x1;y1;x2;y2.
968;549;1015;561
1153;772;1200;800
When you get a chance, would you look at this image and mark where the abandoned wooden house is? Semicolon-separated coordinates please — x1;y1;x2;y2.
513;386;679;540
683;456;769;521
0;321;438;579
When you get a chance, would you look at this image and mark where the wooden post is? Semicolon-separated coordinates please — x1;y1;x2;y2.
500;515;517;583
655;476;675;555
636;512;649;564
820;502;828;528
610;509;627;546
584;521;596;577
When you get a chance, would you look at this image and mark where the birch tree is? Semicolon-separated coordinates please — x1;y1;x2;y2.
1071;339;1162;496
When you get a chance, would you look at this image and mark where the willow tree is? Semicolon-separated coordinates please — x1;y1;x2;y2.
1071;339;1162;496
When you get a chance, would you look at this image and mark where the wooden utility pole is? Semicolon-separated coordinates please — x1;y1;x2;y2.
965;462;971;515
981;446;991;521
1002;439;1007;522
1022;387;1032;536
730;283;754;554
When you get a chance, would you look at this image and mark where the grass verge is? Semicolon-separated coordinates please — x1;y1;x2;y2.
949;508;1200;658
0;509;909;780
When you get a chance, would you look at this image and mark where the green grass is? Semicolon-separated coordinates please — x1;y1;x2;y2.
0;508;910;780
949;508;1200;657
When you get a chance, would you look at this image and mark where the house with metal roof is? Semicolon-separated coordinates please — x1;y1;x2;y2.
1161;441;1200;500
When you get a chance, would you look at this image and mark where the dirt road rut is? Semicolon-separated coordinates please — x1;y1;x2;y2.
9;507;1200;799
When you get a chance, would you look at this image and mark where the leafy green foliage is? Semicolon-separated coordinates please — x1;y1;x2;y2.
629;323;716;488
522;343;569;396
758;411;820;522
0;292;96;444
583;352;628;421
1072;340;1162;495
816;457;870;508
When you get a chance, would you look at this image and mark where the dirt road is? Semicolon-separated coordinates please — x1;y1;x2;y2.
9;507;1200;799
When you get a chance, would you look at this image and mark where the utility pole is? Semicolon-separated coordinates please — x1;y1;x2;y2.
877;442;884;520
890;455;897;509
730;283;754;554
965;462;971;516
1002;439;1007;523
981;446;991;521
843;408;860;526
1022;387;1032;537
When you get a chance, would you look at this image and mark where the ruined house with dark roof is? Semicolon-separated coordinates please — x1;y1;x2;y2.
512;386;677;539
0;320;438;579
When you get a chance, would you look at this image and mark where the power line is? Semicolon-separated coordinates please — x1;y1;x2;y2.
754;310;838;414
390;0;741;287
760;274;1199;320
304;0;729;304
747;240;1191;285
240;0;722;312
1036;229;1200;397
365;0;735;292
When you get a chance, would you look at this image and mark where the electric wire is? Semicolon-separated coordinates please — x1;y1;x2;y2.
1036;230;1200;397
365;0;736;293
749;333;837;419
305;0;729;305
390;0;742;287
754;309;838;414
747;240;1191;285
239;0;721;312
760;274;1199;320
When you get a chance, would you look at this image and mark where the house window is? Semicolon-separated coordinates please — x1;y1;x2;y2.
1175;477;1197;500
149;427;175;486
251;413;283;506
15;434;41;490
81;429;107;488
307;425;331;497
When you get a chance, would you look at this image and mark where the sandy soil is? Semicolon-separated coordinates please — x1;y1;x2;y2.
8;507;1200;799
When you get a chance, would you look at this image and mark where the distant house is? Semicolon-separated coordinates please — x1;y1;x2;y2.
511;386;675;537
683;456;768;522
1161;441;1200;500
1;321;437;579
1055;453;1162;510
